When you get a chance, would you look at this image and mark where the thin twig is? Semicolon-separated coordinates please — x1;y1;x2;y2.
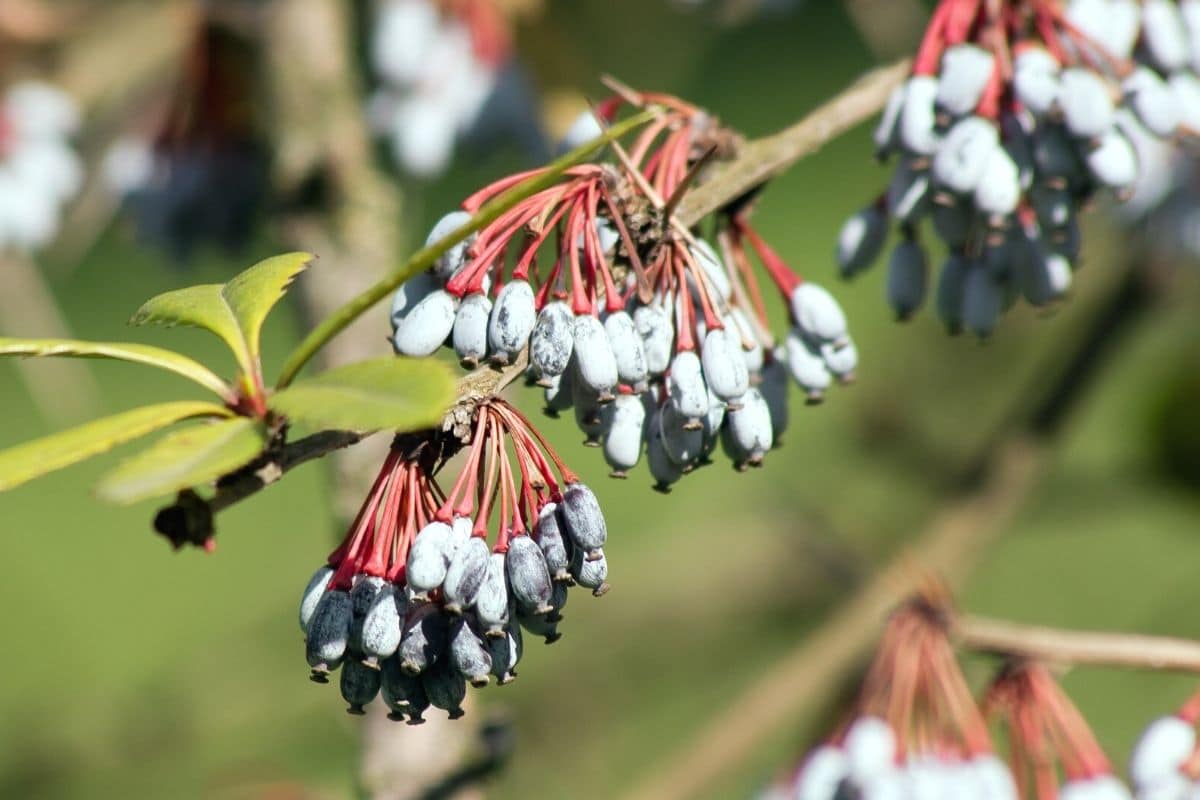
954;614;1200;673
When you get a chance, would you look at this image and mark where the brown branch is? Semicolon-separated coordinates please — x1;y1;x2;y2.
953;614;1200;673
674;58;910;227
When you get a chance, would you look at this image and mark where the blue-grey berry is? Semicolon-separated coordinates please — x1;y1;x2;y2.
530;301;574;383
306;589;353;678
406;521;454;594
559;482;607;559
399;604;450;675
361;583;406;665
340;656;382;714
443;536;490;614
506;535;554;614
475;553;510;636
299;564;333;634
534;503;571;582
449;617;492;687
488;279;536;365
422;661;466;719
452;292;491;368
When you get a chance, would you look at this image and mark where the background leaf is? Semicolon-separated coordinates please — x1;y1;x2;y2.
0;401;233;492
222;252;313;365
95;417;267;505
130;284;253;374
0;337;233;400
269;356;455;432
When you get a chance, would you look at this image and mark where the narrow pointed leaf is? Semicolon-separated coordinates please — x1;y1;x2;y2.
270;357;455;432
222;252;314;363
96;416;267;505
0;337;233;399
0;401;233;492
130;284;253;373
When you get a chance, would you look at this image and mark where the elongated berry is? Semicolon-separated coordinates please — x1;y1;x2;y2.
422;661;466;719
452;292;491;368
349;575;386;654
487;280;536;365
1014;46;1060;117
426;210;474;280
340;657;382;714
974;147;1020;218
1085;130;1137;190
573;370;606;447
668;350;709;421
795;746;849;800
570;547;609;596
389;271;439;330
634;304;673;376
361;583;405;664
874;83;906;156
1058;68;1115;139
487;626;521;684
475;553;510;636
701;327;750;404
530;301;574;383
299;564;333;634
392;289;456;357
506;534;554;614
306;589;353;678
647;408;684;492
1125;67;1180;138
821;339;858;382
406;521;454;594
790;283;848;345
722;388;773;469
543;369;574;416
572;314;619;402
602;392;646;477
885;238;928;320
836;206;887;277
1130;716;1196;789
886;161;931;226
660;401;704;467
399;604;450;675
559;483;607;559
760;354;789;442
963;263;1002;339
899;76;939;156
936;44;994;117
381;654;428;722
449;617;492;687
534;503;571;582
935;253;970;335
517;606;561;644
443;536;490;614
932;117;999;194
605;310;649;390
785;329;832;402
689;239;732;302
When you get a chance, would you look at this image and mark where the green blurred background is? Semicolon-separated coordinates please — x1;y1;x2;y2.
1;2;1199;798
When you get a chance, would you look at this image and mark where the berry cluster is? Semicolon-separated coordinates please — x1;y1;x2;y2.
1128;691;1200;798
0;81;82;252
986;662;1131;799
298;398;609;723
368;0;510;177
391;90;857;489
786;598;1019;799
837;0;1200;337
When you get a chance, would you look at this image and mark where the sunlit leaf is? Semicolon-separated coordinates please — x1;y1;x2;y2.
130;284;252;373
0;337;232;400
222;252;313;364
269;357;454;432
96;416;267;505
0;401;233;492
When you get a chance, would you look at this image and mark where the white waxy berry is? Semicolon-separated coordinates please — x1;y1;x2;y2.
727;308;764;374
391;95;456;178
602;393;645;477
634;304;673;376
534;503;571;582
790;283;849;345
794;746;850;800
10;142;82;202
392;288;457;357
1130;716;1196;789
701;327;750;403
886;160;932;226
299;564;334;634
1139;774;1192;800
936;253;970;334
899;76;940;156
1085;130;1137;191
971;754;1018;800
506;535;554;614
361;583;406;663
390;271;440;330
689;239;732;302
785;328;832;402
572;314;619;402
531;301;574;383
605;310;649;389
963;263;1003;339
875;83;907;157
475;554;510;636
573;372;606;447
4;81;79;138
932;116;999;194
1124;67;1180;139
406;521;455;594
559;108;605;152
822;338;858;381
937;44;995;118
442;536;490;614
452;292;491;368
340;657;382;714
1143;0;1190;73
1059;68;1116;140
425;209;474;279
559;482;607;559
647;409;684;492
1185;0;1200;73
306;589;353;674
660;401;704;467
1014;46;1061;117
1170;72;1200;133
844;716;897;782
886;237;929;320
669;350;710;422
349;575;386;653
837;205;888;276
975;146;1021;219
371;0;437;84
448;618;492;688
569;547;609;595
488;279;536;365
722;388;773;468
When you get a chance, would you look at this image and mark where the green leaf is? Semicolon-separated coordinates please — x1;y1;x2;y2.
96;416;267;505
130;253;314;376
0;337;233;400
270;357;455;432
222;252;313;364
0;401;233;492
130;284;253;374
